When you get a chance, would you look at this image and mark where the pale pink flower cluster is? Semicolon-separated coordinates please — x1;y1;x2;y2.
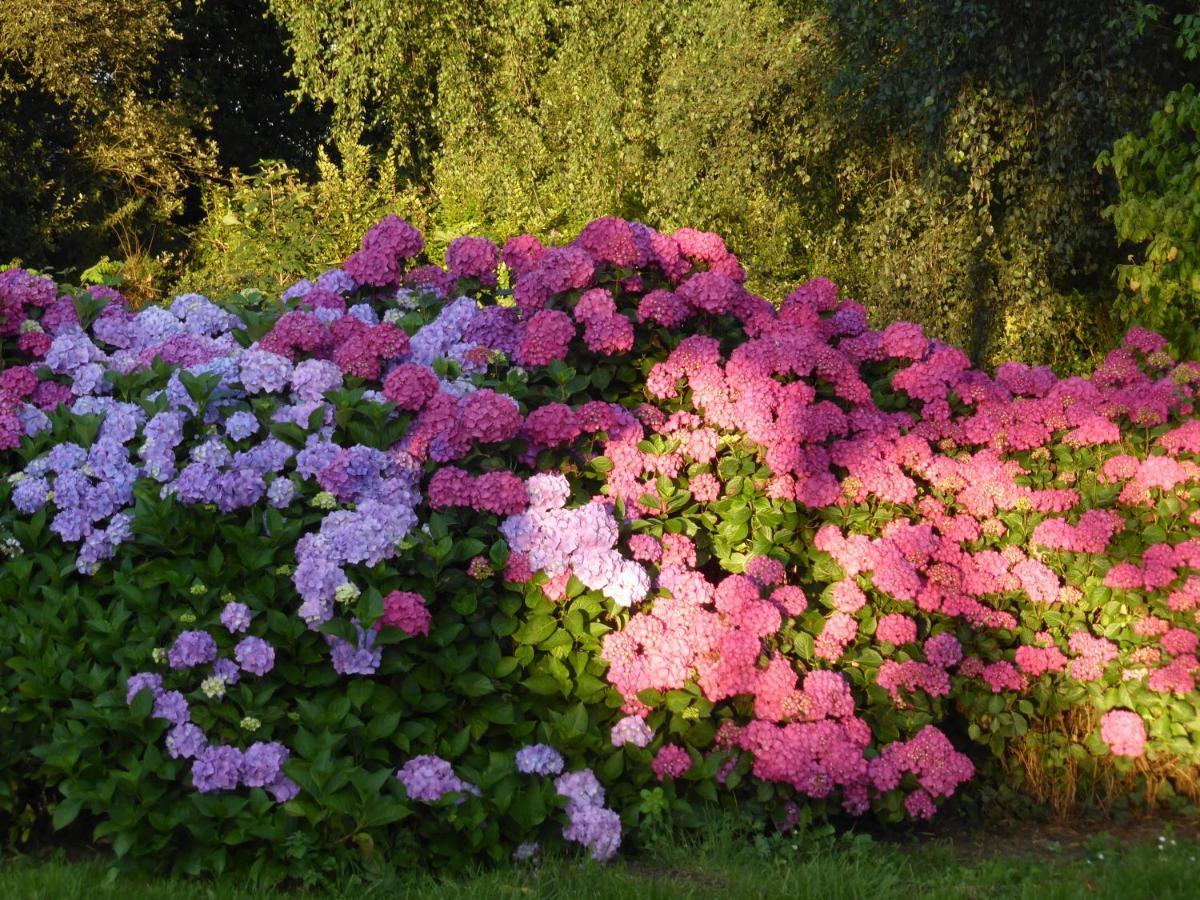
1100;709;1147;758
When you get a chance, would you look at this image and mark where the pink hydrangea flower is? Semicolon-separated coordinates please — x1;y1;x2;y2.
1100;709;1146;758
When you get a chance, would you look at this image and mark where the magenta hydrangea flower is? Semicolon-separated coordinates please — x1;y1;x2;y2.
379;590;431;637
446;236;500;286
517;310;574;367
651;744;691;780
382;363;440;411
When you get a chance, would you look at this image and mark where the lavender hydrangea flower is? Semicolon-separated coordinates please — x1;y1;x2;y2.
71;362;107;395
406;297;479;365
281;278;314;301
125;671;163;704
516;744;565;776
328;621;381;676
140;410;187;481
234;636;275;676
239;349;293;394
224;411;260;441
212;657;240;686
211;468;266;512
11;476;50;514
131;306;185;349
266;776;300;803
241;741;289;788
512;842;540;862
555;769;605;809
192;745;243;792
501;499;648;607
171;294;242;336
563;803;622;862
610;715;654;748
347;303;379;325
220;602;252;634
47;442;87;473
267;477;295;508
396;755;479;803
152;690;190;725
315;268;356;295
167;630;218;670
17;403;51;437
235;436;294;476
172;462;219;504
45;329;104;375
166;723;207;759
190;436;232;468
290;359;342;402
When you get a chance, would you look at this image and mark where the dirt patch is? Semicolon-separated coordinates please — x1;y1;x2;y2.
887;814;1200;864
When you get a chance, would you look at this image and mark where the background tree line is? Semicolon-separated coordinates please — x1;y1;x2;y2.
3;0;1199;369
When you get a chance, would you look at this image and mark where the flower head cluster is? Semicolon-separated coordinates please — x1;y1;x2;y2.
396;754;479;803
555;769;621;861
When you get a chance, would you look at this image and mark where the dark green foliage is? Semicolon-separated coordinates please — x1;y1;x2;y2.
0;0;326;293
1099;20;1200;359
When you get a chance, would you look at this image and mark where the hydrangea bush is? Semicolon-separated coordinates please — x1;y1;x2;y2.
2;216;1200;878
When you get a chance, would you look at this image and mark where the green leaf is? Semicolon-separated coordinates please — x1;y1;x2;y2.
52;797;83;830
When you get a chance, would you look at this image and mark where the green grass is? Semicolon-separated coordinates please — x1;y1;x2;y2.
3;821;1198;900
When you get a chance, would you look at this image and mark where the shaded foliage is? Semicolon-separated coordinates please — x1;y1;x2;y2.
0;0;325;288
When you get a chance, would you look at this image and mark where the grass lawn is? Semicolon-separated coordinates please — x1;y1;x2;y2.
3;815;1199;899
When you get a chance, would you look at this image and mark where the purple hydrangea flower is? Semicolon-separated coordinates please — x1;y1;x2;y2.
166;723;207;759
516;744;565;776
125;671;163;704
235;437;295;476
11;476;50;514
235;636;275;676
168;630;218;670
152;690;190;725
267;477;295;508
17;403;50;437
610;715;653;749
563;803;622;861
140;410;187;482
241;741;289;788
328;621;381;676
290;359;343;402
281;279;314;301
347;303;379;325
239;349;293;394
211;468;266;512
46;442;87;473
212;657;240;686
220;602;252;634
555;769;605;809
192;744;243;792
266;776;300;803
396;755;479;803
316;268;356;295
224;411;260;441
50;507;90;543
